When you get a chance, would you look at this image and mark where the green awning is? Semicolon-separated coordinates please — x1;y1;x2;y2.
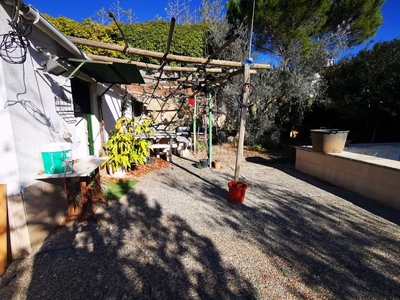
68;58;144;84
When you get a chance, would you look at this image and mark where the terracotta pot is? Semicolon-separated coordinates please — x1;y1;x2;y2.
213;161;221;169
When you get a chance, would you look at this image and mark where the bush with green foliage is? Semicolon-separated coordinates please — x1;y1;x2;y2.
120;21;208;64
106;116;154;172
194;140;206;152
46;14;209;63
311;38;400;143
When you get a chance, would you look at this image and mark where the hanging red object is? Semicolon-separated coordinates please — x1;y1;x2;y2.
188;97;195;105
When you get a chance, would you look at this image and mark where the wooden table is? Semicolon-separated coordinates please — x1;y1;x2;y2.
35;156;109;225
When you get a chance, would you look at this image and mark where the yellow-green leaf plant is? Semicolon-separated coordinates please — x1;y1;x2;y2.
106;116;154;173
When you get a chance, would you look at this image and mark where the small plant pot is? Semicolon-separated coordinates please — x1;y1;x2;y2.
213;161;221;169
199;159;209;168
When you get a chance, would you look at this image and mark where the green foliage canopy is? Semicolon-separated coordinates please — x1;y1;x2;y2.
120;21;208;63
45;15;124;57
321;38;400;142
226;0;385;57
324;38;400;118
45;15;209;63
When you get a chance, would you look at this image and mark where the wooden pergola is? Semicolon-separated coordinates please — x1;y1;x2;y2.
67;27;271;181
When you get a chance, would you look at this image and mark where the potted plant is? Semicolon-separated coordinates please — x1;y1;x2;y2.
199;158;209;168
106;116;154;176
213;159;221;169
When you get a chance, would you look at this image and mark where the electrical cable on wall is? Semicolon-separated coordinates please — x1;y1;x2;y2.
0;19;31;64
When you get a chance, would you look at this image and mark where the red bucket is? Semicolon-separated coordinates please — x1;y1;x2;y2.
228;181;248;203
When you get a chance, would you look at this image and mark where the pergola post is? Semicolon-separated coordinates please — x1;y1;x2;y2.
234;64;250;181
193;95;197;151
208;91;213;167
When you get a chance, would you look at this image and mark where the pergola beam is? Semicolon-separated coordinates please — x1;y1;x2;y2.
68;36;271;70
86;54;257;76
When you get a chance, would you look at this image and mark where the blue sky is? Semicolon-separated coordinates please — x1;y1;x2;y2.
24;0;206;22
23;0;400;57
346;0;400;55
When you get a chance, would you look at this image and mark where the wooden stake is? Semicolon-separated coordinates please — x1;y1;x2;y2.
234;64;250;181
208;91;213;167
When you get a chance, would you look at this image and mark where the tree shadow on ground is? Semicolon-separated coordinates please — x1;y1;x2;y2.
239;166;400;298
162;159;400;299
2;189;257;299
246;156;400;226
238;180;400;299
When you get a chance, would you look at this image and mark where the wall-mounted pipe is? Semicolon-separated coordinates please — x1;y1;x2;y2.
18;4;87;59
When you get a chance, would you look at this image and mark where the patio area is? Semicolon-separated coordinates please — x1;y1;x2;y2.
1;150;399;299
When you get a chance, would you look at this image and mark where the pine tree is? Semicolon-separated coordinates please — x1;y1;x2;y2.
227;0;385;58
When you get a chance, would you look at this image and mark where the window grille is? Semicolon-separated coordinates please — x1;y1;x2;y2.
54;94;80;124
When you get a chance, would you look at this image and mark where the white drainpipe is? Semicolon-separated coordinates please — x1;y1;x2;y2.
16;3;87;59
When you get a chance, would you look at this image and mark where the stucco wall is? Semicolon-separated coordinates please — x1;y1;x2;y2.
101;85;124;134
4;55;75;188
0;58;19;194
1;4;77;258
0;4;88;258
1;2;135;259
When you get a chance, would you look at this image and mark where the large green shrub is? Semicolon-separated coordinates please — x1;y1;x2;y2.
46;15;208;62
106;116;154;172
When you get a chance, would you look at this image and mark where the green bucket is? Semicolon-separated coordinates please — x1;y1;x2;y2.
40;143;73;174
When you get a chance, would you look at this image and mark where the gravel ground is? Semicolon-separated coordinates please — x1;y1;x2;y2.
1;148;400;300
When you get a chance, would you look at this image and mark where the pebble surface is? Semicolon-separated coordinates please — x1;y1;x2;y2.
1;150;400;299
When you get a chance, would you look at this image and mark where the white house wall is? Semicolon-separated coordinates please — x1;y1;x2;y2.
0;4;129;191
99;84;133;143
1;48;75;192
0;58;19;195
0;3;103;258
1;6;59;193
101;86;121;132
91;84;105;156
